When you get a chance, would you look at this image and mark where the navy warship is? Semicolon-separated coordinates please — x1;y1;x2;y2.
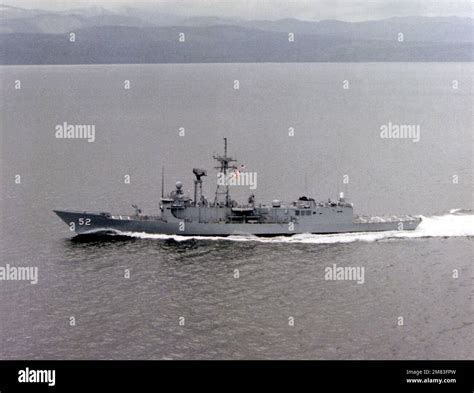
54;138;421;237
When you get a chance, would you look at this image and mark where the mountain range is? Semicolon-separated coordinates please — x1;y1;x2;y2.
1;4;472;64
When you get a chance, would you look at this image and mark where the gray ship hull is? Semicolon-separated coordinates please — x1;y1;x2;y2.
53;210;421;237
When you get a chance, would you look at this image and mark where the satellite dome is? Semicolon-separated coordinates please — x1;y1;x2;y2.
175;181;183;189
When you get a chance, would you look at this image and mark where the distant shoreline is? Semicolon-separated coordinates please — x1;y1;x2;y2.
1;11;472;64
1;61;474;66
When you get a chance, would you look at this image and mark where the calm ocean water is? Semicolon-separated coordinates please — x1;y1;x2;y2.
0;63;472;359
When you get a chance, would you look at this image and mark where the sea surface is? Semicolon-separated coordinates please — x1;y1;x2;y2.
0;63;472;359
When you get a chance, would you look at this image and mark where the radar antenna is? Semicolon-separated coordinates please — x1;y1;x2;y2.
193;168;207;206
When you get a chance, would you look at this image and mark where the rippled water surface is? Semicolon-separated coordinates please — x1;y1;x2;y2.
0;63;472;359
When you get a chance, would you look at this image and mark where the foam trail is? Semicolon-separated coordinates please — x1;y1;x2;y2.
110;211;474;244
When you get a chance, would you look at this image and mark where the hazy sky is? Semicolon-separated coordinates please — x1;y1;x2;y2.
2;0;473;21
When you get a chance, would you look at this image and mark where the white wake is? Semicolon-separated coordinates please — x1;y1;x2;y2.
110;210;474;244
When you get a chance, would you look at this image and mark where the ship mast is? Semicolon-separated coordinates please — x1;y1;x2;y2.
213;137;237;207
161;166;164;198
